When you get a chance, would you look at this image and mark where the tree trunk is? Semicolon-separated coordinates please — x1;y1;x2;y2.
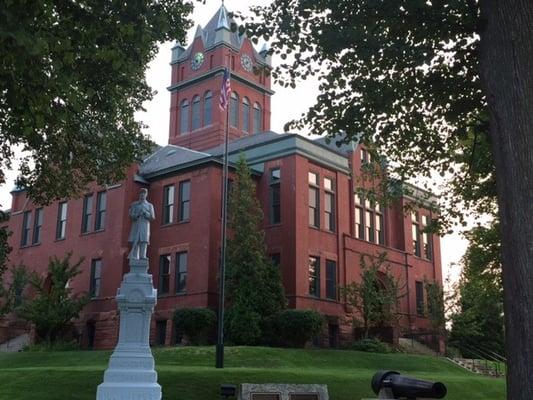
479;2;533;398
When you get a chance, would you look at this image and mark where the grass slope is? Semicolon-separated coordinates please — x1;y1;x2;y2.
0;346;505;399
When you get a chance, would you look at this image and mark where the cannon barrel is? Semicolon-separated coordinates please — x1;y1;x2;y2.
371;370;447;399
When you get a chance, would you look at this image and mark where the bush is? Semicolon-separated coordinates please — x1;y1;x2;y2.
173;308;216;345
23;340;80;352
274;310;324;348
351;338;392;353
225;305;262;345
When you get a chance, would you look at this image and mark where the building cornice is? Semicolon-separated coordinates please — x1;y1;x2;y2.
167;67;275;96
142;133;351;181
171;42;271;69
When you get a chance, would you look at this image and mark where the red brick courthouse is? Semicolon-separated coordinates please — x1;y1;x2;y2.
1;6;443;350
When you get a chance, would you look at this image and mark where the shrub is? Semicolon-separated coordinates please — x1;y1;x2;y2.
351;338;392;353
173;308;216;345
18;253;88;343
23;340;80;352
274;310;324;348
225;305;262;345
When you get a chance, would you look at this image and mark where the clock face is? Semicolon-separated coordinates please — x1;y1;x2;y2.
191;52;204;70
241;54;253;72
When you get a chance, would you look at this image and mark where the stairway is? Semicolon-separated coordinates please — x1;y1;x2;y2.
0;334;30;352
448;357;505;377
398;337;437;356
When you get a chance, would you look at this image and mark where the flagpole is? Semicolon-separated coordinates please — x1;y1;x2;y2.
216;66;230;369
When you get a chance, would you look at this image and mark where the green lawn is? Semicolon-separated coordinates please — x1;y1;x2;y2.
0;346;505;399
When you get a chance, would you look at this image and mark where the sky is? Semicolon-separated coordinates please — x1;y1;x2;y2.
0;0;465;283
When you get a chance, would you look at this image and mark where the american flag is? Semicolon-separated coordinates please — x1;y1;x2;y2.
219;68;231;111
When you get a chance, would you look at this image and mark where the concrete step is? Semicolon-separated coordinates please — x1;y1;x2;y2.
0;334;30;352
448;357;505;377
398;337;437;356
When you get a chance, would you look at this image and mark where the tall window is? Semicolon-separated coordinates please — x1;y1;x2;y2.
270;168;281;224
204;91;212;126
309;256;320;297
180;100;189;134
20;210;32;246
354;193;384;244
422;215;433;260
326;260;337;300
176;251;187;293
415;281;425;316
159;255;171;295
270;253;281;267
156;320;167;346
178;180;191;222
32;208;43;245
90;259;102;298
361;148;370;164
324;177;335;232
230;92;239;127
163;185;175;224
412;212;421;257
253;103;262;134
56;202;67;240
82;194;93;233
354;194;364;240
191;95;201;130
95;191;106;231
242;97;250;132
308;172;319;228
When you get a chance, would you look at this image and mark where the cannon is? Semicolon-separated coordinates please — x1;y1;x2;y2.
371;370;447;399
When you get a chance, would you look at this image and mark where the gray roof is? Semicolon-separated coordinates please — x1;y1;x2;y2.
313;133;360;155
175;5;267;64
203;131;288;157
138;131;355;179
139;145;211;177
203;5;242;49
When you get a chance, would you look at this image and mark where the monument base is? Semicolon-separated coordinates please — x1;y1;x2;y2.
96;258;161;400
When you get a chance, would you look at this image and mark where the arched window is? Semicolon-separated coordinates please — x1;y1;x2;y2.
242;97;250;133
191;95;200;130
253;102;262;134
204;91;212;126
230;92;239;127
180;100;189;134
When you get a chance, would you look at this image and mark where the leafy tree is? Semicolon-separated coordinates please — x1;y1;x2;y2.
341;253;404;339
0;264;29;317
0;1;193;205
244;2;532;396
449;222;504;357
18;253;88;343
225;155;285;345
425;281;446;335
0;210;11;292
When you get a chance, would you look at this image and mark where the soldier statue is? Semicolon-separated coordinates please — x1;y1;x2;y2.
128;188;155;259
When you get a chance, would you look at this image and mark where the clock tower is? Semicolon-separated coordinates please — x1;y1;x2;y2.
167;5;273;151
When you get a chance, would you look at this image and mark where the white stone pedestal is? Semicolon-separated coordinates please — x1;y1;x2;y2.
96;258;161;400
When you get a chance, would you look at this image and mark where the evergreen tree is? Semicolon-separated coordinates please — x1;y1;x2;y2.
225;155;285;345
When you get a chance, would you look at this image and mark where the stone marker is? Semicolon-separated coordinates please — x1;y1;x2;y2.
96;189;161;400
240;384;328;400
